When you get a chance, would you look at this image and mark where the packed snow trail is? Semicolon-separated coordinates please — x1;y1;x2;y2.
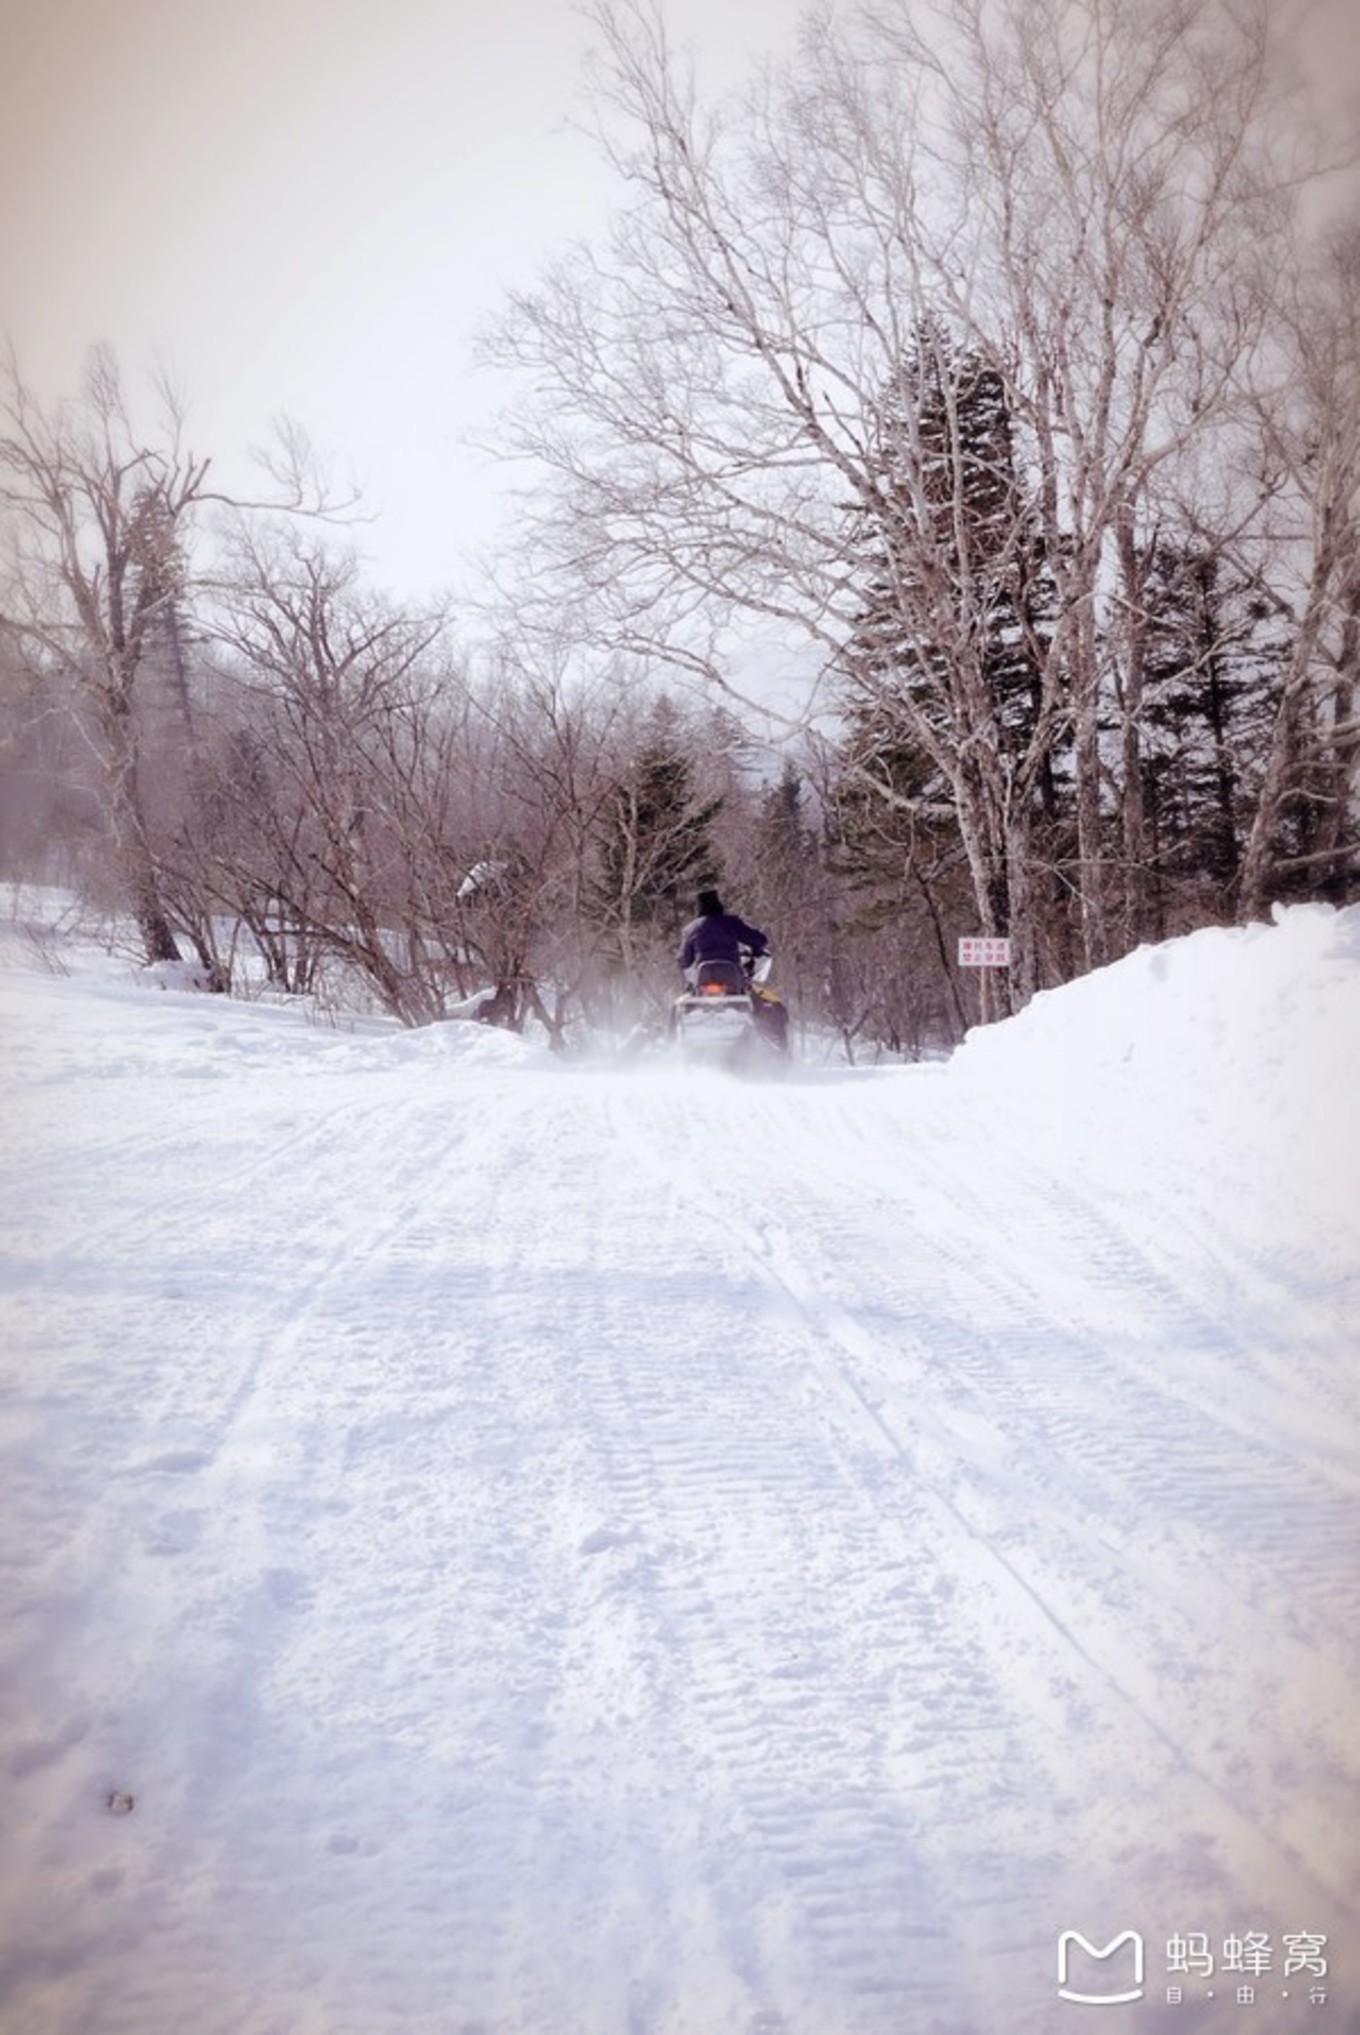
1;904;1357;2035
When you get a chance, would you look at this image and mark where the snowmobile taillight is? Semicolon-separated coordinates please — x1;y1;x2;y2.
699;982;729;994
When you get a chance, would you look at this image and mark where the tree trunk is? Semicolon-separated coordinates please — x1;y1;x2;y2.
1003;802;1040;1007
1238;589;1330;920
953;768;1015;1023
1070;599;1110;973
100;688;182;964
1115;508;1150;950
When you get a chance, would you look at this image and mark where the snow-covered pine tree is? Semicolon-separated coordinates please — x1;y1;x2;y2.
1128;544;1288;936
835;323;1068;1012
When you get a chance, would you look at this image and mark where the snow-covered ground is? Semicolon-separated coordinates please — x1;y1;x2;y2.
1;901;1357;2035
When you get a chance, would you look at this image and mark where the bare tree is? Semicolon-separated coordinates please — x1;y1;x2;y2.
457;651;653;1041
484;0;1334;1004
0;349;210;958
0;346;349;964
205;526;455;1020
914;0;1306;963
454;661;741;1042
1237;226;1360;915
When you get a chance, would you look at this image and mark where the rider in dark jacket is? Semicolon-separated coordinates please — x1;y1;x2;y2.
678;889;769;977
676;889;789;1052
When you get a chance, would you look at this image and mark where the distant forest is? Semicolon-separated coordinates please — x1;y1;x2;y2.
3;0;1355;1053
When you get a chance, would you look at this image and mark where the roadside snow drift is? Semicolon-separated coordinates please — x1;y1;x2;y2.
1;902;1357;2035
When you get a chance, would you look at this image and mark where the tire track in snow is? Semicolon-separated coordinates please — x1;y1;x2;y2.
750;1095;1360;1855
602;1073;1356;1940
448;1081;854;2031
0;1072;604;2035
591;1078;1070;2032
557;1337;971;2029
112;1077;612;2035
677;1067;1360;1624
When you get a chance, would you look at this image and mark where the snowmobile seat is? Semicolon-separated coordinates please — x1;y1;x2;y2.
692;958;749;994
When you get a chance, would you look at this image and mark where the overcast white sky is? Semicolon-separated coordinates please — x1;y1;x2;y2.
3;0;1357;606
1;0;808;602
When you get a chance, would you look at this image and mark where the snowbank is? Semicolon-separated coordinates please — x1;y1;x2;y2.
949;902;1360;1256
954;902;1358;1097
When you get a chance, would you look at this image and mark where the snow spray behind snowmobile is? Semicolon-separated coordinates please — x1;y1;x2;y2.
671;952;790;1067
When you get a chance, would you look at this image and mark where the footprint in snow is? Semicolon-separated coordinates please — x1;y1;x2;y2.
263;1566;313;1610
578;1525;643;1557
125;1449;215;1479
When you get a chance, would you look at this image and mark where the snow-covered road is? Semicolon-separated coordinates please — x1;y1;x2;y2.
2;905;1357;2034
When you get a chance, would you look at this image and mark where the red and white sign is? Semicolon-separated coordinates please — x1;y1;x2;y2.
958;936;1011;968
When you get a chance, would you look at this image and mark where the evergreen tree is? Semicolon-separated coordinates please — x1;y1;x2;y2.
1133;544;1288;929
836;322;1069;1008
593;702;724;982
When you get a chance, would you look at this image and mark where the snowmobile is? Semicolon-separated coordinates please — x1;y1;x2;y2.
672;952;789;1068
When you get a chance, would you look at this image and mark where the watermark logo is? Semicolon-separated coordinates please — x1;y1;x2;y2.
1058;1930;1146;2006
1059;1927;1332;2009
